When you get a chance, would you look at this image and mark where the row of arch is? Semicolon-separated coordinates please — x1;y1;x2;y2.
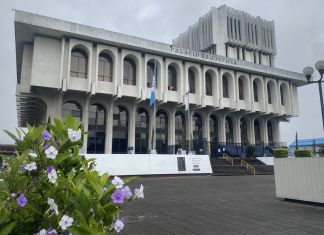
62;101;276;154
70;46;289;106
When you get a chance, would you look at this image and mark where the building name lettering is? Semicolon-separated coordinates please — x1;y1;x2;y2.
171;47;237;65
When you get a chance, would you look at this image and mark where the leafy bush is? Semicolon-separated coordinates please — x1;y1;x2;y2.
274;148;288;158
245;145;255;158
0;115;144;234
294;149;311;157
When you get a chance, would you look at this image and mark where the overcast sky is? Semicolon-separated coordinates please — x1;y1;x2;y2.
0;0;324;145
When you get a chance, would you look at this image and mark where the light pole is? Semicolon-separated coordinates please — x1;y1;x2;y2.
303;60;324;131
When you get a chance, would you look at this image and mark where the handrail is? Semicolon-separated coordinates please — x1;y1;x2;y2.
223;153;234;166
241;159;256;176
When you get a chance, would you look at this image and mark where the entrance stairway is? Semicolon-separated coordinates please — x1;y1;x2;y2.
210;157;274;176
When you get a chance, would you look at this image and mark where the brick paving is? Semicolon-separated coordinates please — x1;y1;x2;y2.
123;175;324;235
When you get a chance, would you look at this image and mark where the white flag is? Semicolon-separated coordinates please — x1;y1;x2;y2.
184;74;189;111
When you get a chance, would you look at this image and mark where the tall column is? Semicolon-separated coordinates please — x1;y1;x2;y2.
128;102;137;151
106;99;115;154
219;114;226;143
204;111;210;154
148;104;155;151
168;107;176;154
81;95;91;154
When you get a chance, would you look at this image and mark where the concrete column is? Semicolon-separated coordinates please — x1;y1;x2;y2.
219;114;226;143
250;118;255;145
148;105;154;151
106;99;115;154
261;119;268;145
204;111;210;154
128;102;137;150
81;95;91;154
168;107;176;153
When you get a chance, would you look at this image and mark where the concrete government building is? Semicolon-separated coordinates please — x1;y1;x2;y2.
14;5;306;157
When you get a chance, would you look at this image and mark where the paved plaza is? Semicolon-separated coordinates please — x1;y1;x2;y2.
124;175;324;235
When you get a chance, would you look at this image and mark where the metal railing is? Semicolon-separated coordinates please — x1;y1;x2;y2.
241;159;256;176
223;153;234;165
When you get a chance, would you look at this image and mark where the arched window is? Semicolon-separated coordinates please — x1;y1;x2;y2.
175;112;185;152
135;108;149;154
280;84;286;105
225;116;233;144
87;104;106;154
240;118;248;145
189;69;195;93
238;77;244;100
267;83;272;104
123;58;136;85
62;102;82;122
70;48;88;78
146;61;157;88
253;81;258;102
156;110;168;154
209;115;218;142
112;106;128;153
267;121;274;144
168;65;177;91
223;75;229;98
254;119;261;144
192;113;203;153
98;53;113;82
205;73;212;96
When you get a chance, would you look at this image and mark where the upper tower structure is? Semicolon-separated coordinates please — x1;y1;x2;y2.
172;5;276;67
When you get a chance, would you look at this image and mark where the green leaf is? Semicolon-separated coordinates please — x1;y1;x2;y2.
3;130;17;142
0;222;16;235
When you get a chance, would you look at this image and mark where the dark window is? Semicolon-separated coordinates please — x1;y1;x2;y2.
156;110;168;154
253;81;258;102
240;118;248;145
234;19;237;39
62;102;82;122
98;53;113;82
230;17;233;38
146;61;157;88
135;108;149;154
112;106;128;153
238;77;244;100
238;20;241;40
223;75;229;98
267;121;274;144
87;104;106;154
168;65;177;91
209;115;218;142
255;25;258;45
123;58;136;85
175;112;185;153
254;119;261;144
189;69;195;94
280;85;285;105
70;48;88;78
225;116;233;144
205;73;212;96
267;83;272;104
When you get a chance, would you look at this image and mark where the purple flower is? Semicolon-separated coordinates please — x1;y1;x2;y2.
122;186;133;200
19;164;25;172
43;143;50;150
17;193;27;207
42;130;52;140
47;165;54;173
114;218;125;233
111;189;125;204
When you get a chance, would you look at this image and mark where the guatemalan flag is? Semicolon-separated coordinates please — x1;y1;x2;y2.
150;61;157;106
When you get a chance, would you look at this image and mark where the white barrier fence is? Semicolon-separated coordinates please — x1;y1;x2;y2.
84;154;213;176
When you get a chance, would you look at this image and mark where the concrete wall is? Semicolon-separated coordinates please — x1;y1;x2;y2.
274;158;324;203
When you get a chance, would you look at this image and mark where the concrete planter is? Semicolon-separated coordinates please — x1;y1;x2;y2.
274;157;324;203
